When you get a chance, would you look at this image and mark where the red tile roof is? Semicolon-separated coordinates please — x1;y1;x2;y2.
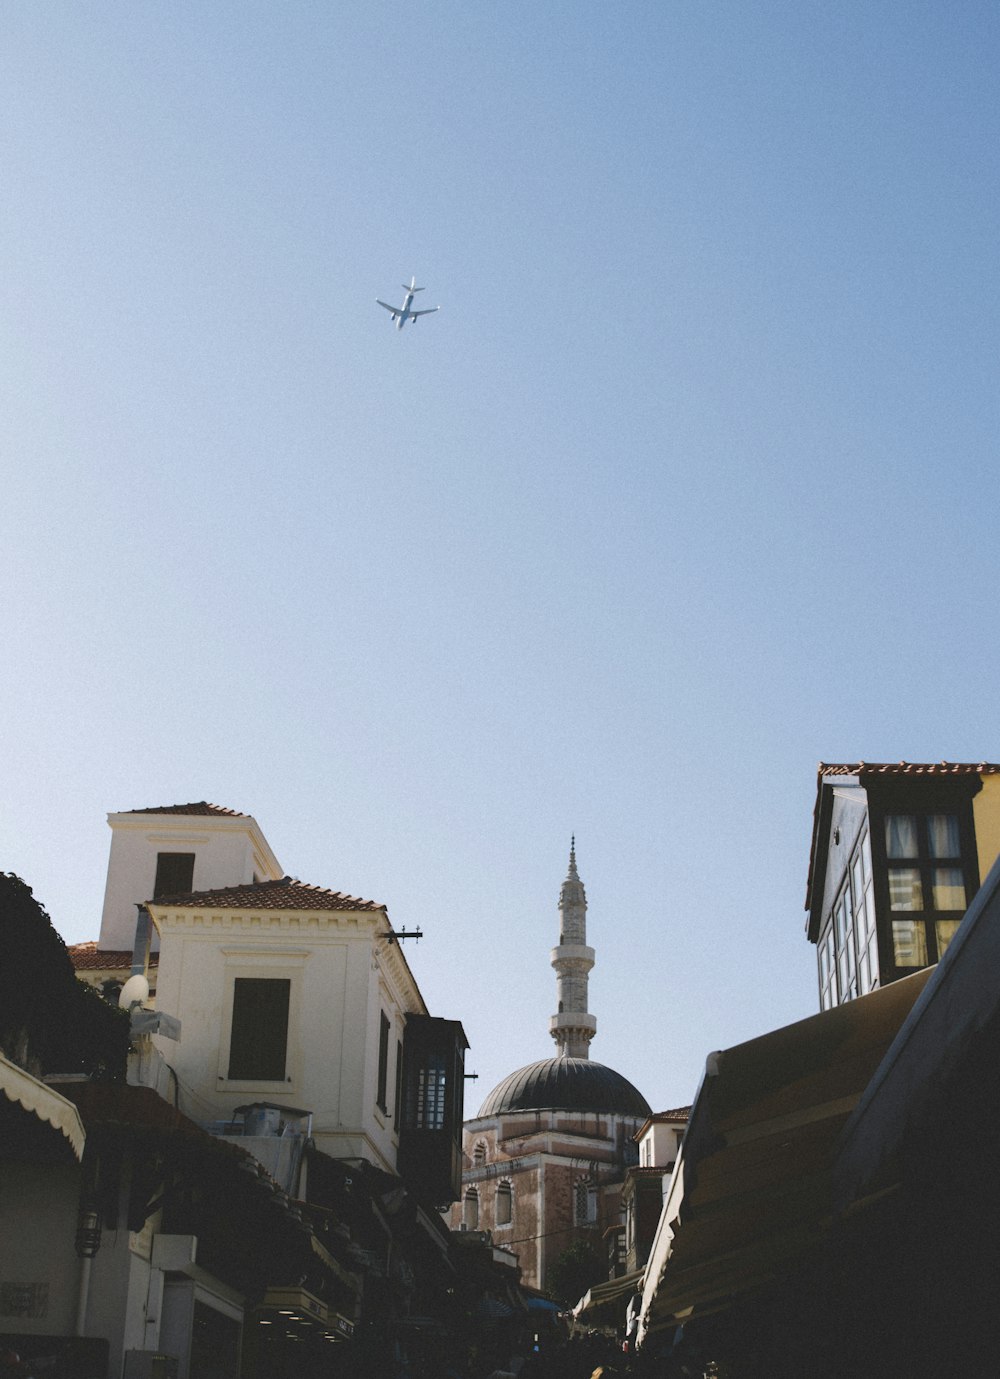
122;802;247;817
150;876;384;912
818;761;1000;777
69;943;159;971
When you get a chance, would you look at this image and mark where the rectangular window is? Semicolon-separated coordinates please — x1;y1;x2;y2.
227;978;290;1080
889;868;924;911
823;828;882;1008
153;852;195;898
867;928;879;989
575;1182;598;1225
932;867;966;910
892;919;928;968
394;1039;404;1125
885;816;919;858
882;810;971;972
935;918;961;958
377;1012;391;1112
414;1052;447;1130
927;814;960;858
858;947;871;995
820;928;837;1009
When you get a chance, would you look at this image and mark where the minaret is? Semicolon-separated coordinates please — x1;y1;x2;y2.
549;838;597;1059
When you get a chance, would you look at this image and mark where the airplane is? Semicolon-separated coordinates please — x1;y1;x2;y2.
376;277;440;330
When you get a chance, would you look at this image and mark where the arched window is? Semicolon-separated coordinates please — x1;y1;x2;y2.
463;1188;479;1231
473;1139;487;1167
495;1180;512;1227
574;1179;598;1226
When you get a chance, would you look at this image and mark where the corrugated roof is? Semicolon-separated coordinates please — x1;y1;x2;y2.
121;802;248;817
150;876;384;912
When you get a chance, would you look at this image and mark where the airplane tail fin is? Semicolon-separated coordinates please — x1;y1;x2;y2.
403;279;425;292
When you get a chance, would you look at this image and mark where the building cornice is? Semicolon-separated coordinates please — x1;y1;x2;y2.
149;905;382;934
108;810;283;879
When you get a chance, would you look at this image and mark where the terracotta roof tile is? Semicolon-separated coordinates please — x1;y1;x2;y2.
150;876;384;912
818;761;1000;778
69;943;159;971
122;802;247;817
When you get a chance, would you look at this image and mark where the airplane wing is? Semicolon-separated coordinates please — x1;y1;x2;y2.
411;307;440;317
376;300;397;313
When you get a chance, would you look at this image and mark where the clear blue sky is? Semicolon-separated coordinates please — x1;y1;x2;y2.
2;2;998;1113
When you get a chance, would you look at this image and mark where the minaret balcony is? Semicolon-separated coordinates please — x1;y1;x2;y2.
549;1012;597;1037
550;944;595;970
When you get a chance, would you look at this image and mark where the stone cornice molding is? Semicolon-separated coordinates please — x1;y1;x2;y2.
374;933;428;1015
149;905;381;934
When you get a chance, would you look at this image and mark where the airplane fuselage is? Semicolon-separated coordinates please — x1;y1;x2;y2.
392;291;417;330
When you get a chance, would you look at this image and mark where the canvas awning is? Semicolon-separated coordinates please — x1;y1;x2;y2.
639;970;933;1338
835;854;1000;1209
0;1052;86;1159
574;1268;645;1325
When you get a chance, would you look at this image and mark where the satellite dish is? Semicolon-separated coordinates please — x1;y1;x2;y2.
118;973;150;1009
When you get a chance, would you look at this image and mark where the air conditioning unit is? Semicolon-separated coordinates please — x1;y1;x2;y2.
123;1351;179;1379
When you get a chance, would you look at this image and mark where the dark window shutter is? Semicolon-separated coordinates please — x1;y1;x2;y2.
153;853;195;898
228;978;290;1080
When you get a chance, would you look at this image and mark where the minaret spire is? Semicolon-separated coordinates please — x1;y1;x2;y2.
549;839;597;1059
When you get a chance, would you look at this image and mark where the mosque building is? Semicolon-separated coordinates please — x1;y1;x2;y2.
451;842;651;1293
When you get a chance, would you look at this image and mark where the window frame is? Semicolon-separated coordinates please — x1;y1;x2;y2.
495;1180;513;1228
153;851;196;899
376;1011;391;1114
227;976;291;1081
393;1038;404;1129
871;794;980;978
819;825;879;1008
217;949;306;1092
574;1178;598;1226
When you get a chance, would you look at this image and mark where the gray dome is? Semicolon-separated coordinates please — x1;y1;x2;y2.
478;1057;651;1119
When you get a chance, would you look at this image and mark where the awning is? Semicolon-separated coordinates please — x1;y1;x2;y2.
308;1230;361;1293
0;1053;86;1159
835;855;1000;1210
639;970;932;1339
477;1296;515;1319
574;1268;645;1324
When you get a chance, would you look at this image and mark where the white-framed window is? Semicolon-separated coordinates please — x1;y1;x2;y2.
821;827;878;1008
495;1180;512;1227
